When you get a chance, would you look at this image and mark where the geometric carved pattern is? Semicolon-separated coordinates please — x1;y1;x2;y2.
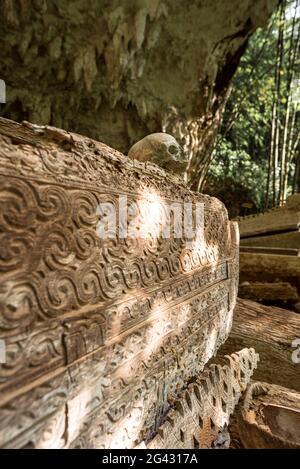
0;118;239;448
143;348;259;449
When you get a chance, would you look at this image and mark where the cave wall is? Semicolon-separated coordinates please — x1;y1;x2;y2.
0;0;278;187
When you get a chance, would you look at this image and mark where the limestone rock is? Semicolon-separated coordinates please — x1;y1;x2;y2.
0;0;279;188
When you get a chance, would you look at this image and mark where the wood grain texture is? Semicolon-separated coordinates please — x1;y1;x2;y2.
240;252;300;277
216;299;300;392
240;230;300;249
237;381;300;448
143;348;259;449
237;197;300;238
239;282;299;301
0;118;239;448
238;199;300;306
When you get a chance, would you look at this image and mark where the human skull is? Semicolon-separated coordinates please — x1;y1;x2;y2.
127;133;187;175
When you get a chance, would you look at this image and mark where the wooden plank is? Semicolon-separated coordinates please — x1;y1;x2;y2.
216;299;300;392
237;196;300;238
239;252;300;277
239;282;299;302
238;217;299;238
240;230;300;249
240;246;300;256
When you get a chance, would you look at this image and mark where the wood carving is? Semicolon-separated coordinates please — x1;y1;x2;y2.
0;118;239;448
139;348;259;449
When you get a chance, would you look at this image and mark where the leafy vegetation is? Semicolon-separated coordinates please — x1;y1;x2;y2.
205;0;300;217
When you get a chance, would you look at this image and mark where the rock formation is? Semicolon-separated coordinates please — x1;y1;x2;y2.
0;0;279;188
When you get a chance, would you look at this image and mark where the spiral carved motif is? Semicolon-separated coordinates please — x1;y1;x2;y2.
0;119;239;448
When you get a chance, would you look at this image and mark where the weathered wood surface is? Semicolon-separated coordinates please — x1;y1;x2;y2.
240;246;299;256
216;299;300;393
238;198;300;306
237;382;300;449
0;118;239;448
239;251;300;308
240;229;300;249
239;252;300;277
239;282;299;302
237;195;300;238
143;348;259;449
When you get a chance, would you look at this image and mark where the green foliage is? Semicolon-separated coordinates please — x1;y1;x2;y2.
206;140;268;218
206;0;300;216
209;140;267;209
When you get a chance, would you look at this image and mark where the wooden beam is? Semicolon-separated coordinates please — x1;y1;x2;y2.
240;230;300;249
237;198;300;238
239;282;299;302
240;252;300;277
216;299;300;392
240;246;299;256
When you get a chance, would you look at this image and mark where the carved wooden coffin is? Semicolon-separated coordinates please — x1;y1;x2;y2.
0;118;239;448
